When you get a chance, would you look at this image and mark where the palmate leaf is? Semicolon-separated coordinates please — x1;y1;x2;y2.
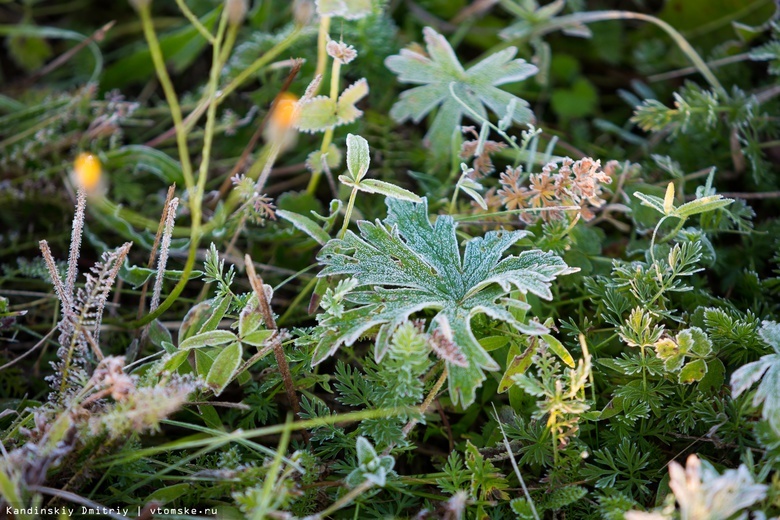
313;197;576;406
385;27;537;157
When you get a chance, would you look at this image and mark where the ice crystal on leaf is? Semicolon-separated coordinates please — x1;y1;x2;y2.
385;26;537;157
313;197;577;406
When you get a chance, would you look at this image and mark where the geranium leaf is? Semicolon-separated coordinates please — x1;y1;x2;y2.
386;26;536;158
313;197;575;406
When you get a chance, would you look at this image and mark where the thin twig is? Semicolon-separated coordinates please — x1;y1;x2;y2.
0;328;56;372
14;22;115;89
216;60;303;201
244;255;300;417
401;366;448;438
492;403;540;520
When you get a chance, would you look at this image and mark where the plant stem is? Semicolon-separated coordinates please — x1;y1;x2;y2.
245;255;301;417
313;480;374;519
315;15;332;90
174;0;216;43
195;7;230;219
138;3;195;192
507;10;726;96
339;186;359;238
401;366;448;438
308;55;342;194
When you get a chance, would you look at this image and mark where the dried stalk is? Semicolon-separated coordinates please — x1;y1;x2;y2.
244;255;300;416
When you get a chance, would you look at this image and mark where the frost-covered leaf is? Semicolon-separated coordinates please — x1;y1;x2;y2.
633;189;733;219
179;330;237;350
385;27;537;157
349;178;422;202
316;0;372;20
313;197;576;406
346;133;370;182
674;196;733;218
277;209;330;245
731;321;780;429
677;327;712;357
346;436;395;488
206;342;243;396
294;79;369;133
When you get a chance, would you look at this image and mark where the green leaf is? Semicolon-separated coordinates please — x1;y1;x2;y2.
314;197;575;406
295;79;369;133
7;32;52;72
104;145;185;186
277;209;330;245
633;191;667;215
242;329;274;348
354;179;423;202
119;262;202;289
542;334;574;368
678;327;712;357
206;342;243;396
147;483;190;504
698;358;725;393
180;330;237;350
679;359;707;384
179;300;214;343
199;295;232;334
479;336;510;352
346;133;370;182
148;319;173;350
157;350;190;375
316;0;372;19
239;294;263;339
386;27;537;157
499;344;536;393
673;195;734;218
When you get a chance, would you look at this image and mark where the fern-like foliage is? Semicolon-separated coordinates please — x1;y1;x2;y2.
313;197;576;406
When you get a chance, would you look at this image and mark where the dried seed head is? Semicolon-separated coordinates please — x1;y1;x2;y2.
326;40;358;65
225;0;248;25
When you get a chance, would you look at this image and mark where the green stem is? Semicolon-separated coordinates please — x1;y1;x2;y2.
195;8;230;217
314;480;374;520
125;5;233;330
506;9;726;96
277;276;318;326
174;0;216;43
138;3;195;192
340;187;359;238
314;15;331;89
307;56;342;194
219;27;302;101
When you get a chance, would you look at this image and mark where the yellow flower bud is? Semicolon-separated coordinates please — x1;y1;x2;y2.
270;92;299;130
73;153;103;193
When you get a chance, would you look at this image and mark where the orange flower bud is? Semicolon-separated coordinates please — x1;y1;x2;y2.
270;92;299;130
73;153;102;193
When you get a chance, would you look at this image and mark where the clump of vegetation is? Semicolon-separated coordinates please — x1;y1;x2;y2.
1;0;779;518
